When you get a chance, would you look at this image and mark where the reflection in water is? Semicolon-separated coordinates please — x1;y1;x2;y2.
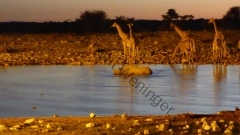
170;64;197;91
212;64;227;106
213;64;227;84
117;76;134;115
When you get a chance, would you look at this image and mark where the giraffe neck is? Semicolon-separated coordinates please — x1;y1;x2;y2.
213;21;218;34
129;26;133;39
115;25;128;40
173;25;185;38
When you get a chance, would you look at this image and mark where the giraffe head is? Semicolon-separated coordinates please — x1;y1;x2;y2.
127;23;133;28
208;18;215;23
111;22;119;27
170;23;175;29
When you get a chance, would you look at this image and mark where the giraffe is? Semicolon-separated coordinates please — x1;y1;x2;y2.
111;22;129;59
170;23;190;40
171;39;195;63
208;18;227;58
127;23;138;58
170;23;196;63
87;41;99;54
212;34;222;62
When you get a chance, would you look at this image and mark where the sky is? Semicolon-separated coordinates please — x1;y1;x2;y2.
0;0;239;22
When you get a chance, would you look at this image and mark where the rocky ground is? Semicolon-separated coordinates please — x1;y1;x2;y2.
0;30;240;66
0;31;240;134
0;109;240;135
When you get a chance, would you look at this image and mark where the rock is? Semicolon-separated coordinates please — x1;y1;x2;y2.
86;123;95;128
197;129;202;134
168;129;174;134
90;112;95;118
24;118;35;124
211;121;220;132
60;40;68;44
185;124;190;129
39;120;44;124
31;125;39;128
200;117;206;123
46;123;52;129
121;114;127;119
224;129;232;134
203;124;211;131
229;121;234;126
9;126;19;131
133;120;140;126
106;123;111;129
144;129;150;134
42;129;49;133
159;124;165;131
53;114;59;118
57;127;63;131
219;119;225;123
145;118;153;122
228;125;234;131
0;124;7;131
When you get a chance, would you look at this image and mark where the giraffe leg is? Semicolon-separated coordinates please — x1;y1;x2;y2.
132;45;135;58
123;45;126;60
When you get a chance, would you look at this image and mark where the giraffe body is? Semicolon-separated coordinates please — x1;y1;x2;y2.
127;23;138;58
170;23;190;40
170;23;196;63
212;34;222;62
208;18;227;58
172;39;195;63
111;22;129;59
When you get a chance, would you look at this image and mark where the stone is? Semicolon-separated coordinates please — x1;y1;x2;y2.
106;123;111;129
86;123;95;128
203;124;211;131
0;124;7;131
31;125;39;128
121;114;127;119
143;129;149;134
200;117;206;123
57;127;63;131
145;118;153;122
53;114;59;118
90;112;95;118
219;119;225;123
24;118;35;124
224;129;232;134
197;129;202;134
39;120;44;124
133;120;140;126
46;123;52;129
159;124;165;131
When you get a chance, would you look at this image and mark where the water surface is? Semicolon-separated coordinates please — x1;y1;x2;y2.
0;64;239;117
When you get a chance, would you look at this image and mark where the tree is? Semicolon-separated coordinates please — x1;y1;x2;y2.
115;15;135;23
162;9;179;20
222;6;240;29
75;10;108;33
79;10;108;21
180;15;194;20
223;6;240;20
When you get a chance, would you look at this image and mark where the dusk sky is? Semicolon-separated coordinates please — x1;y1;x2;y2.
0;0;239;22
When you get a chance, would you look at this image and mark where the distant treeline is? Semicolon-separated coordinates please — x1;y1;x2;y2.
0;19;239;34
